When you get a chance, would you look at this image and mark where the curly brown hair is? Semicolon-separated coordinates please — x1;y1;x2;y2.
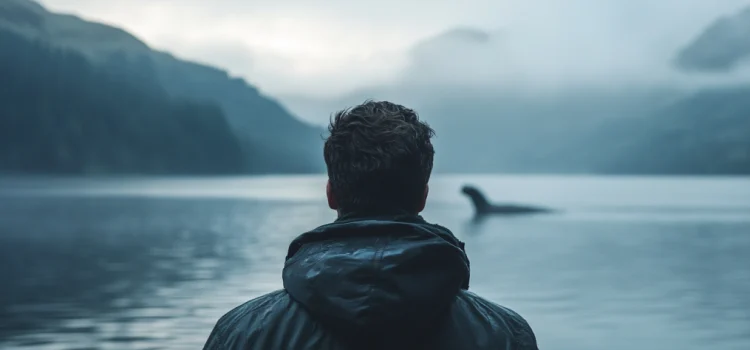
324;100;435;213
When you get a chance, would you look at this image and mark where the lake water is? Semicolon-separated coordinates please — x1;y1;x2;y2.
1;175;749;350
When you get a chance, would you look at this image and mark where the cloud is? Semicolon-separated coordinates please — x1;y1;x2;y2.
37;0;750;98
397;2;750;94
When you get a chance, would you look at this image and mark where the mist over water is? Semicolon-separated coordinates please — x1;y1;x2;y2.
1;175;749;350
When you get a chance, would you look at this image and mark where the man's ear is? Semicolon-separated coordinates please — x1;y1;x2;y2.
326;180;338;210
417;184;429;213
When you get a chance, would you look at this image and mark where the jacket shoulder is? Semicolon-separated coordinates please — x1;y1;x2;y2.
203;290;289;349
455;291;539;350
203;290;343;350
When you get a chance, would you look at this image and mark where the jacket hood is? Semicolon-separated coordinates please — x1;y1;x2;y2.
282;214;470;339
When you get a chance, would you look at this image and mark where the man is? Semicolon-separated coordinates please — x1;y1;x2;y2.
203;101;539;350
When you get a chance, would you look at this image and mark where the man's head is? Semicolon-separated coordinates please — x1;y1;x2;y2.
324;100;435;215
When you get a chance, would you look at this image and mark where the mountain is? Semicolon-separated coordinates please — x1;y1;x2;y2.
0;28;244;174
611;3;750;175
0;0;324;174
602;86;750;174
284;28;683;174
607;5;750;175
675;6;750;72
285;18;750;175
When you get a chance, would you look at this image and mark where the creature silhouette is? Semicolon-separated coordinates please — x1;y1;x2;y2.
461;185;554;217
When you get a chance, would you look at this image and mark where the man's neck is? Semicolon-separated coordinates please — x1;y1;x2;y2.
336;208;419;222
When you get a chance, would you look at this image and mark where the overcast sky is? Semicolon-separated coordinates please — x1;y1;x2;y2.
37;0;750;98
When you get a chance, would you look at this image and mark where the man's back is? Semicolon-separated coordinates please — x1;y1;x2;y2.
203;214;538;350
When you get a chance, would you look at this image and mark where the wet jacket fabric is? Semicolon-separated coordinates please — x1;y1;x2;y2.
203;213;538;350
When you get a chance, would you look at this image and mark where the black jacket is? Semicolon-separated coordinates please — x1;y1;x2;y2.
203;214;538;350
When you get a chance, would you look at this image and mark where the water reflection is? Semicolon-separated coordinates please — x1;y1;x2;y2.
451;216;750;350
0;196;332;349
0;176;749;350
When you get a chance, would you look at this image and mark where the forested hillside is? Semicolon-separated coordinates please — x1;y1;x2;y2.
0;29;245;174
0;0;324;174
